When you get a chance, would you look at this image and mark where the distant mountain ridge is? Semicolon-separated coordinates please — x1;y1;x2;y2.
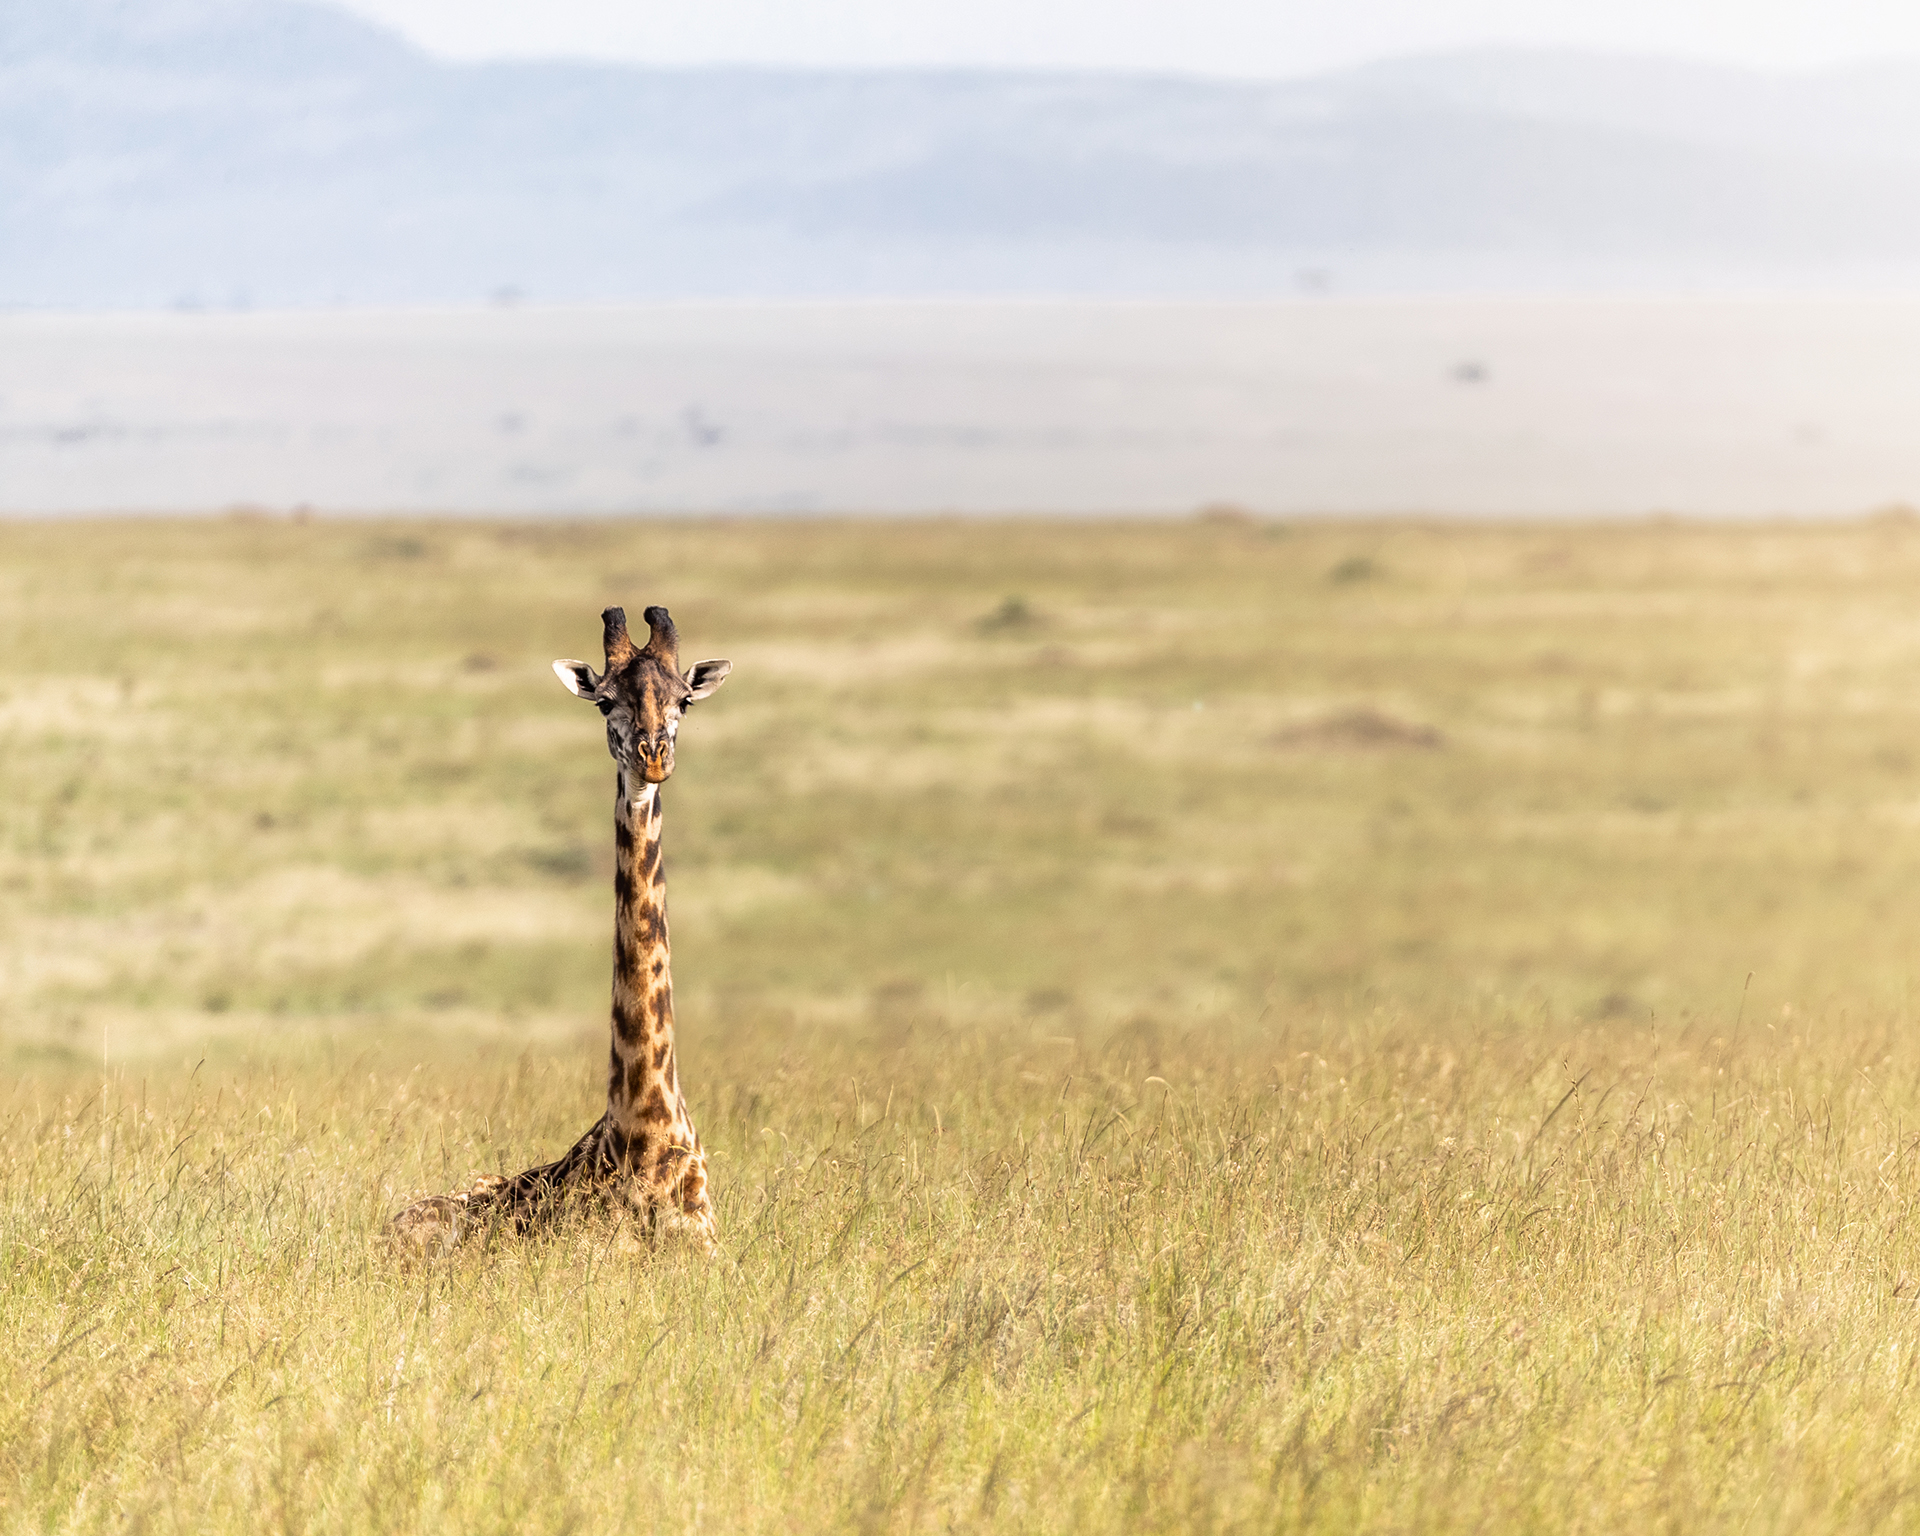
9;0;1920;305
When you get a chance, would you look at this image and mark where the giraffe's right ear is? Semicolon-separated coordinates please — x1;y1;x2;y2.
552;659;601;699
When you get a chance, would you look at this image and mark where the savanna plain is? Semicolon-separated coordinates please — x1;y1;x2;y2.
13;514;1920;1533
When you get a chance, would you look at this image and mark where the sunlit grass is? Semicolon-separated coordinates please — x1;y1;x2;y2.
9;513;1920;1530
11;1016;1920;1532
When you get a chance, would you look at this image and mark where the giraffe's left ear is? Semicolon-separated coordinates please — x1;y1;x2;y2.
684;658;733;702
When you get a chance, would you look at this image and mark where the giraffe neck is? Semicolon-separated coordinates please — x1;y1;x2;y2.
607;776;685;1141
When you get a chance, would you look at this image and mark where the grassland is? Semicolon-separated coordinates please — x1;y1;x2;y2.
11;514;1920;1530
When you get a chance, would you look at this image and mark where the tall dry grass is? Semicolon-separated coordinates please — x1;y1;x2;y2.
10;1014;1920;1532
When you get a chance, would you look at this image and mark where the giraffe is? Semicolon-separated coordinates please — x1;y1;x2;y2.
391;604;732;1253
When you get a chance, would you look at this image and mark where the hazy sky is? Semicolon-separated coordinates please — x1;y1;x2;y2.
330;0;1920;76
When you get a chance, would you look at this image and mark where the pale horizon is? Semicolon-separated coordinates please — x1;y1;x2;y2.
13;298;1920;517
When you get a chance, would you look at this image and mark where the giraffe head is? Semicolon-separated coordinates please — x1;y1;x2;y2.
552;606;732;797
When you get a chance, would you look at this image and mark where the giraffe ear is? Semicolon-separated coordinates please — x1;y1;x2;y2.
684;658;732;702
552;659;600;698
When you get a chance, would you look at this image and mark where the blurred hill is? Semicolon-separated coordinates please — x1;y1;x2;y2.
11;0;1920;305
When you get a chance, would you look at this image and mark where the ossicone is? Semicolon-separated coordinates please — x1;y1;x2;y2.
642;605;679;667
602;606;637;667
